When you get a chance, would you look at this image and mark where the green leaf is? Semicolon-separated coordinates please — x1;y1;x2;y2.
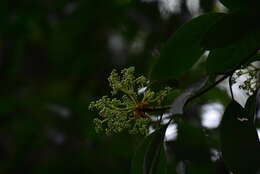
206;30;260;74
144;126;167;174
250;51;260;62
161;89;181;106
131;125;168;174
201;10;260;50
220;101;259;174
170;76;208;114
244;92;257;122
219;0;260;10
154;149;169;174
151;13;225;80
175;120;211;162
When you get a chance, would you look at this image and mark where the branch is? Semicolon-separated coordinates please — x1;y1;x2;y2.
142;49;259;113
185;48;259;105
141;105;171;112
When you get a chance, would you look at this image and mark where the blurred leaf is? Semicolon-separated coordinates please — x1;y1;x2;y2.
198;87;231;106
161;90;181;106
166;119;213;174
220;100;260;174
170;76;208;114
0;1;8;34
176;120;211;162
219;0;260;10
131;125;168;174
244;91;258;122
144;126;167;174
201;10;260;49
185;163;215;174
0;97;16;115
151;13;225;80
249;51;260;63
206;30;260;74
154;150;170;174
200;0;216;12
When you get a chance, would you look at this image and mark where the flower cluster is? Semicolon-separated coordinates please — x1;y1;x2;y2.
231;64;260;95
89;67;172;135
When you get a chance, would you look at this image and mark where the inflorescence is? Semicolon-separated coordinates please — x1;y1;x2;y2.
89;67;172;135
231;64;260;95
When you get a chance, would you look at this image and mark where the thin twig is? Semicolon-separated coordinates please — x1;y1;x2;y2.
229;74;234;100
185;48;259;105
185;73;231;105
141;105;171;112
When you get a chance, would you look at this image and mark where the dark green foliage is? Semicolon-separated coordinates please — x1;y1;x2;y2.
150;2;260;173
1;0;260;174
152;13;225;80
170;76;208;114
131;125;168;174
206;31;260;73
251;52;260;62
220;99;259;174
166;119;216;174
174;120;211;163
220;0;260;10
201;10;260;49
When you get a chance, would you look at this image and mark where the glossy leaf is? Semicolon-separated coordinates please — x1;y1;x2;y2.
131;125;168;174
151;13;225;80
220;101;260;174
206;30;260;74
201;10;260;50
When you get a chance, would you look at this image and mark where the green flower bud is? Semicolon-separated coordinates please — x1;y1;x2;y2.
233;64;260;96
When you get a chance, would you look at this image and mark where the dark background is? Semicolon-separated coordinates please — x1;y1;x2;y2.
0;0;249;173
